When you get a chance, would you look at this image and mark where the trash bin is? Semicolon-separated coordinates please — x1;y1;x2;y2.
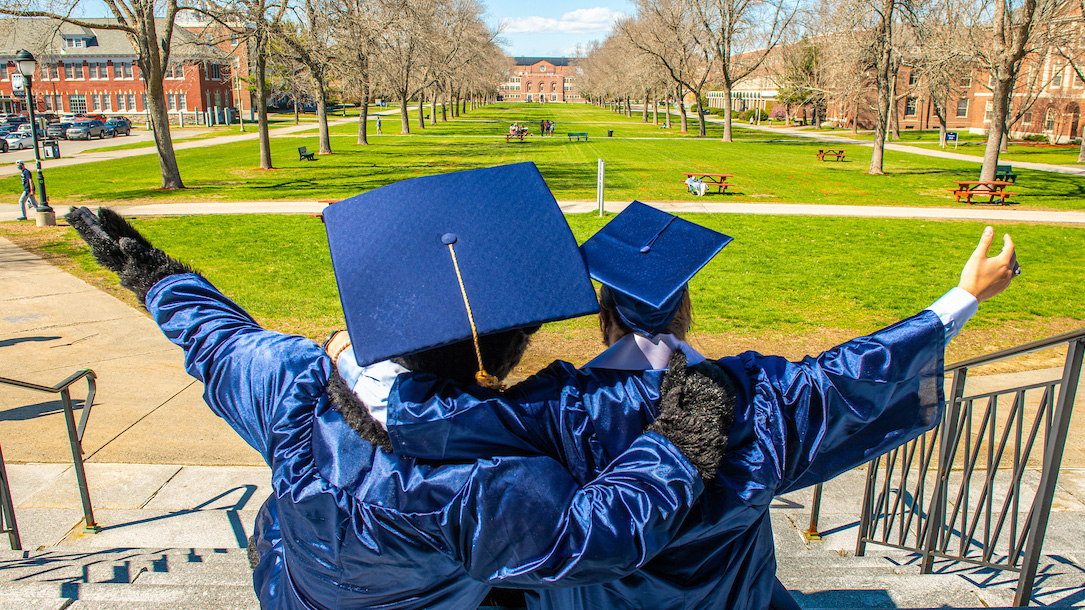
607;130;614;137
42;140;61;159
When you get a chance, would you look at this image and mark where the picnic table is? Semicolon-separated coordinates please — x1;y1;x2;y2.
682;172;734;194
506;129;529;143
951;180;1018;205
816;149;846;161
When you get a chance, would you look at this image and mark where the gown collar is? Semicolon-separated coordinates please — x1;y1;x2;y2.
583;333;705;371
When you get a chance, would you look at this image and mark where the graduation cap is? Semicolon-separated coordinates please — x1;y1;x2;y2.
580;201;732;335
323;162;599;384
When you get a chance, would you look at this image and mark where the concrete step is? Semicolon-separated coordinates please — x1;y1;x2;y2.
0;548;253;587
0;582;258;609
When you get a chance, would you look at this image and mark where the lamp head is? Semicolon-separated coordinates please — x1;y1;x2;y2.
14;49;36;77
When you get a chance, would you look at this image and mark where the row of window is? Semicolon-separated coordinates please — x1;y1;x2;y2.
902;97;971;118
524;82;559;92
0;60;226;82
39;92;202;113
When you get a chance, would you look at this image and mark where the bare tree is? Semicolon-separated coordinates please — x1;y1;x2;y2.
1;0;188;188
273;0;336;154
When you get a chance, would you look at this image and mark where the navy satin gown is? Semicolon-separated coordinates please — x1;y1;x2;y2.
387;311;946;609
147;274;707;609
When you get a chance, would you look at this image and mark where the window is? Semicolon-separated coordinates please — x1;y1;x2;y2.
70;63;84;79
43;95;52;111
63;37;87;49
209;63;221;80
178;93;186;111
102;94;111;111
551;82;556;92
904;97;917;116
908;72;917;85
168;93;177;110
64;63;73;79
68;94;87;114
959;75;972;88
49;63;59;79
142;94;147;111
165;63;183;79
1076;72;1085;87
1052;70;1063;87
128;94;136;110
113;61;133;79
116;94;126;111
526;82;532;91
1045;108;1056;130
0;63;6;80
96;62;109;79
984;100;993;121
1023;111;1032;125
91;94;101;111
956;98;968;118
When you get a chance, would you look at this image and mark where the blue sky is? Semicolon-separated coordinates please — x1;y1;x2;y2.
483;1;633;57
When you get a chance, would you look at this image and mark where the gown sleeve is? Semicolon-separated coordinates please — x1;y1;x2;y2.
146;273;329;465
440;432;703;586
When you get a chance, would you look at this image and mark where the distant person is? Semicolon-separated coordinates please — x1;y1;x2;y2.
375;115;382;134
15;160;36;221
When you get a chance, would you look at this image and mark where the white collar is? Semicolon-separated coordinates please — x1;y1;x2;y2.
335;349;407;429
582;333;705;371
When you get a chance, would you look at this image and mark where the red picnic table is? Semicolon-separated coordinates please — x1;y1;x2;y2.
681;172;734;194
951;180;1018;205
816;149;847;161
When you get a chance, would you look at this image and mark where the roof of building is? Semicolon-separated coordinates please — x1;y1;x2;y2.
513;57;572;67
0;17;217;60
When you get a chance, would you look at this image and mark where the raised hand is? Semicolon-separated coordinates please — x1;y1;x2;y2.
958;226;1019;303
66;207;199;304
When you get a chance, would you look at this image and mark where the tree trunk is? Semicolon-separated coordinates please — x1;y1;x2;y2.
254;33;273;169
1000;126;1009;152
430;89;438;125
441;89;448;122
652;92;658;126
643;90;649;122
695;94;707;137
357;75;370;146
852;97;859;134
665;95;672;128
1078;124;1085;162
677;86;688;132
315;76;331;154
868;0;894;175
417;91;425;129
721;85;733;141
399;92;411;133
980;76;1012;180
294;100;299;125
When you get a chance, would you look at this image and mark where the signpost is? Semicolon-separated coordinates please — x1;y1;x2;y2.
945;131;958;150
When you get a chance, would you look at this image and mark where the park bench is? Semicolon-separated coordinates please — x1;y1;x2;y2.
568;132;589;142
505;131;527;142
995;164;1017;183
950;180;1017;205
298;146;316;161
816;149;846;161
682;171;734;195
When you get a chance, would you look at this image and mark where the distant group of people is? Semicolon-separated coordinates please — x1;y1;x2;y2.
540;120;555;136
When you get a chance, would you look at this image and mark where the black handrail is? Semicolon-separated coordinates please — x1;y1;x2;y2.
947;327;1085;371
0;370;99;536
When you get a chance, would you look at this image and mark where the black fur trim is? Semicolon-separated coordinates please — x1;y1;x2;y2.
246;534;259;570
648;350;737;481
326;368;393;453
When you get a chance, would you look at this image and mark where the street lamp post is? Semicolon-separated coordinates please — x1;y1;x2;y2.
15;49;55;226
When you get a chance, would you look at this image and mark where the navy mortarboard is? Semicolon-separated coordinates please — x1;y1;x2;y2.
323;162;599;385
580;201;732;335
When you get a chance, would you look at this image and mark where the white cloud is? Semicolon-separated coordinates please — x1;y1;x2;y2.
501;7;626;35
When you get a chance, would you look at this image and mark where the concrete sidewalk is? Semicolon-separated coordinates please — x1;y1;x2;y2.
5;199;1085;224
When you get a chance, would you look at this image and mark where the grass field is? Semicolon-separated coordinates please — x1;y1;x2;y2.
7;103;1083;211
3;213;1079;370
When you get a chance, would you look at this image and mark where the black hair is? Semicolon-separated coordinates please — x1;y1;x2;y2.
393;326;541;384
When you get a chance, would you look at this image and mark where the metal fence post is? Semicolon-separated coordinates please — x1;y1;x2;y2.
804;483;823;541
1013;338;1084;606
0;444;21;550
921;366;969;573
596;159;605;217
855;460;878;556
61;388;98;532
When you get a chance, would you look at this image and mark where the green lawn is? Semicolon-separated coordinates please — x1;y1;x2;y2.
21;214;1071;344
9;103;1084;210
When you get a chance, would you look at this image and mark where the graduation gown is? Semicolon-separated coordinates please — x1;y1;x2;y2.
386;310;947;609
146;274;706;609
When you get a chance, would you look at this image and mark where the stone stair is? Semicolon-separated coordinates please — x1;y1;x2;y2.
0;548;258;609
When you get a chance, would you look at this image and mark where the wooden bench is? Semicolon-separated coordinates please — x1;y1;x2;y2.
298;146;316;161
682;172;734;195
505;131;527;142
950;180;1017;205
816;149;846;161
568;132;589;142
995;164;1017;183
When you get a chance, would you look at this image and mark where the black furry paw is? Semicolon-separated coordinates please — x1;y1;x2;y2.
66;207;199;304
648;350;737;480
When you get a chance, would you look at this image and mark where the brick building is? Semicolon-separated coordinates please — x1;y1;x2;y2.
499;57;581;103
0;18;236;124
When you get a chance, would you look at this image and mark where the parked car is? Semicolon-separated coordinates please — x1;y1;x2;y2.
66;120;109;140
85;114;108;122
0;133;8;153
46;122;73;139
103;118;131;136
4;132;34;150
14;124;45;139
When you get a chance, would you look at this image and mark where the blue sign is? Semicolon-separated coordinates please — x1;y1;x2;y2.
946;132;959;141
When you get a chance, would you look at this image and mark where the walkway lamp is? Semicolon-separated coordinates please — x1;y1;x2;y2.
15;49;55;226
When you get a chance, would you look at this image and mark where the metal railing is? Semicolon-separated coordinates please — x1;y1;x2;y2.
848;328;1084;606
0;369;100;545
0;442;20;550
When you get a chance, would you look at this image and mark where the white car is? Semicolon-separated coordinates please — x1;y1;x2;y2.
5;132;34;150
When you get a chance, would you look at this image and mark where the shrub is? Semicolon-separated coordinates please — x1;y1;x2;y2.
1023;133;1049;143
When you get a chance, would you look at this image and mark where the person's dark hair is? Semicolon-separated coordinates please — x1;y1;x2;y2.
598;285;692;345
393;326;541;384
